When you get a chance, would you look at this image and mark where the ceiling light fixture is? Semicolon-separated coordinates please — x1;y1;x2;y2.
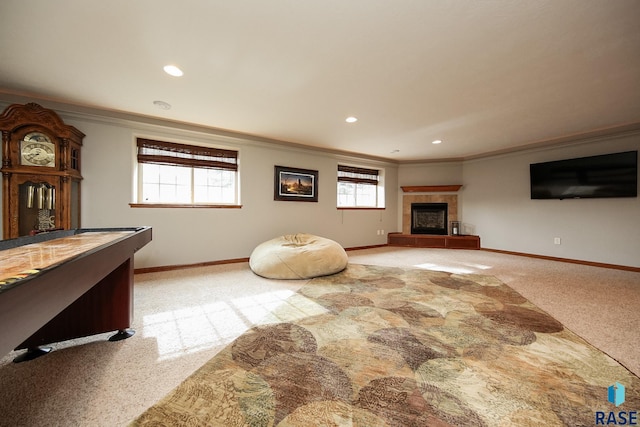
432;139;442;144
163;65;184;77
345;116;358;123
153;100;172;110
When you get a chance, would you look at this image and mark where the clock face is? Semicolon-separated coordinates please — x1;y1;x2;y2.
20;132;56;167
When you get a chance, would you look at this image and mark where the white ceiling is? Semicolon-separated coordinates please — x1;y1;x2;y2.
1;0;639;161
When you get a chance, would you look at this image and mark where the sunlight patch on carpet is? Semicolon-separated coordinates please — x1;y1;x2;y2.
413;262;492;274
142;289;330;361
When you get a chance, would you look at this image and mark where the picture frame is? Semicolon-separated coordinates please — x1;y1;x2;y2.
274;165;318;202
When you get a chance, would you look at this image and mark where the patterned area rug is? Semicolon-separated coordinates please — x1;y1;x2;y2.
132;264;639;426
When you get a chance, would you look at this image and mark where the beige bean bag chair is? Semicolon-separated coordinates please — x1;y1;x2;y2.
249;233;348;279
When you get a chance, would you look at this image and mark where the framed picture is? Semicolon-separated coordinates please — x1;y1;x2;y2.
274;165;318;202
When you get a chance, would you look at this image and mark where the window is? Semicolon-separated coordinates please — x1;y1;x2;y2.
136;138;238;205
337;165;384;208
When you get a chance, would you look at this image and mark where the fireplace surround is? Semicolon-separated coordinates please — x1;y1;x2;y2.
394;189;479;248
402;194;458;235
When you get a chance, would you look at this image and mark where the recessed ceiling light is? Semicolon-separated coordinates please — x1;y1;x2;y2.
153;100;172;110
163;65;184;77
432;139;442;144
345;116;358;123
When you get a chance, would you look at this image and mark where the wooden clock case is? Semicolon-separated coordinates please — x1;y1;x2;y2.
1;103;84;239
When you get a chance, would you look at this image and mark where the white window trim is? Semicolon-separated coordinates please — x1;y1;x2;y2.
132;136;241;208
337;164;385;209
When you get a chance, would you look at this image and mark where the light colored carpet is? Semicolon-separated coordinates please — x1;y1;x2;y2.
0;247;638;426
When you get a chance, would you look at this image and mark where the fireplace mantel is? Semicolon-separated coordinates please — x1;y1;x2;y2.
401;185;462;193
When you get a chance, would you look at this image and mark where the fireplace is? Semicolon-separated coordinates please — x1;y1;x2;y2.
411;203;448;235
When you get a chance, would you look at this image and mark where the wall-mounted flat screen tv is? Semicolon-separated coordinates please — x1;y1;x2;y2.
530;150;637;200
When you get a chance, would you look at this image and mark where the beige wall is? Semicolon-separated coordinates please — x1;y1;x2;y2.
461;134;640;268
2;96;639;268
0;98;398;269
398;133;640;268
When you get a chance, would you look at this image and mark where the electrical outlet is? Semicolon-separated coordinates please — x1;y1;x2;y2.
381;229;384;235
554;237;561;245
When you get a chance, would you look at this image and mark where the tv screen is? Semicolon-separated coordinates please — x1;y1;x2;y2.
530;151;637;200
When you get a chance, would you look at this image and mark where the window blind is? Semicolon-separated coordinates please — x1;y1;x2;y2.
337;165;379;185
137;138;238;171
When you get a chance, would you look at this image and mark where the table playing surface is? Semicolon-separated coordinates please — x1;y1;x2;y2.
0;231;134;287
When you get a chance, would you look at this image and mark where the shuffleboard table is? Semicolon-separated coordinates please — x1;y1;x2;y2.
0;227;152;361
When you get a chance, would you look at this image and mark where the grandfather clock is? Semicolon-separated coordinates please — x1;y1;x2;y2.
1;103;84;239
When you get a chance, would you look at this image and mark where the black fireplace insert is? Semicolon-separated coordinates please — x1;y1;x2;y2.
411;203;448;235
